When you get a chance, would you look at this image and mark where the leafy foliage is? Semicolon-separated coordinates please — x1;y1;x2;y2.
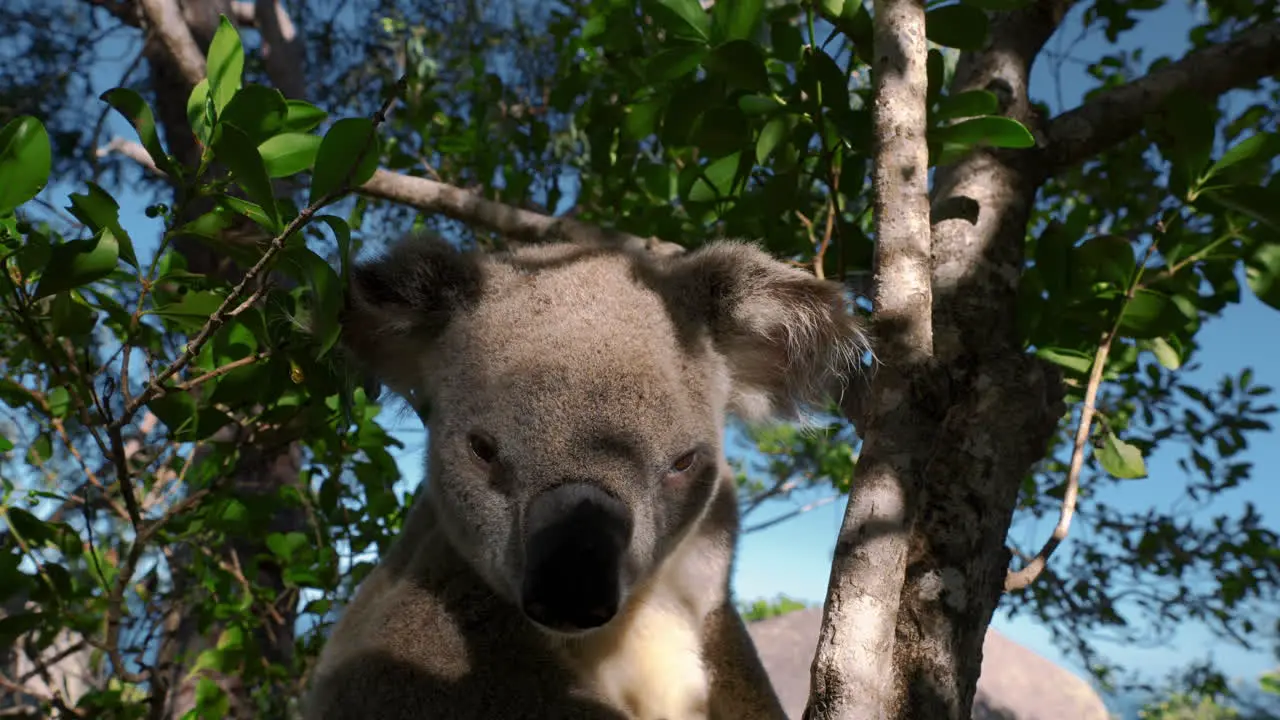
0;0;1277;717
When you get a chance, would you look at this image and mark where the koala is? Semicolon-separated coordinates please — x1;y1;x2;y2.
304;234;871;720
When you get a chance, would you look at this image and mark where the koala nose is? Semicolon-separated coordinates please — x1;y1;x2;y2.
521;483;632;633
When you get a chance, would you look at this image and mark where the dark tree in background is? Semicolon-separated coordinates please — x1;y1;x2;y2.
0;0;1278;718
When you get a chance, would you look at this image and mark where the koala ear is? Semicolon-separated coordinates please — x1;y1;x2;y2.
664;240;872;423
340;233;484;398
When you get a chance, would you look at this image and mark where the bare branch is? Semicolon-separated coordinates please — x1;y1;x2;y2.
806;0;934;716
359;169;684;254
97;138;165;178
229;1;255;26
137;0;208;88
1005;241;1160;590
743;495;841;534
253;0;307;99
1046;21;1280;173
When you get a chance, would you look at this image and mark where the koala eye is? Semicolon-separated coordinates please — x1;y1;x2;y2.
669;449;699;474
467;431;499;465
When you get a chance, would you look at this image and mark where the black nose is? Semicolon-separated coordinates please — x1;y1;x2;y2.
521;483;632;633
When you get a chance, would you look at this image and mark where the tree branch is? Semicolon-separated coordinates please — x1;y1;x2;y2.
805;0;934;716
138;0;208;89
359;169;684;254
252;0;307;99
1046;21;1280;173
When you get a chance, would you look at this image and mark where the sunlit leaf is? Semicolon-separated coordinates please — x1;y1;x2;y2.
1096;431;1148;479
100;89;180;178
0;116;51;213
309;118;381;205
32;229;121;299
644;0;711;43
259;133;322;178
207;15;245;112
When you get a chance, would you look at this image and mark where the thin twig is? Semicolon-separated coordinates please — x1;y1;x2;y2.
1005;240;1160;591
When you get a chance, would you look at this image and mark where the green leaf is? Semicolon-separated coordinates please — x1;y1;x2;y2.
1075;234;1136;288
266;531;310;562
624;100;663;140
685;152;741;203
316;215;353;284
644;0;711;43
646;45;708;82
0;116;52;213
1202;131;1279;183
146;391;198;442
186;79;214;146
66;182;138;268
1146;337;1182;370
1118;288;1176;339
1034;222;1072;300
150;291;226;328
32;230;121;299
935;90;999;122
712;0;763;41
934;116;1035;149
206;15;245;113
1244;242;1280;311
1200;186;1280;233
1035;347;1094;375
100;89;180;178
258;133;322;178
819;0;846;17
218;195;279;234
704;40;770;93
925;4;989;50
278;246;343;356
47;387;71;418
752;115;783;163
282;100;329;133
738;94;784;115
309;118;381;205
218;84;289;144
210;124;279;229
1096;431;1147;479
1148;89;1215;198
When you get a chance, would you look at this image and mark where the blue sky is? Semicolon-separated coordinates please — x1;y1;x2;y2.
29;0;1277;705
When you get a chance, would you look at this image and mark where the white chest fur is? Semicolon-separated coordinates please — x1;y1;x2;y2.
560;537;722;720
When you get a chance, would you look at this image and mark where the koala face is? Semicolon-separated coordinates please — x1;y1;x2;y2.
341;237;868;635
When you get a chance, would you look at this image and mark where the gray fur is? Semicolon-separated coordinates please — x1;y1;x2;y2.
305;234;871;719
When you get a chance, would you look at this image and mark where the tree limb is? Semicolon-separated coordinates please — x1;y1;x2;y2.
137;0;208;89
252;0;307;99
1046;20;1280;174
805;0;934;716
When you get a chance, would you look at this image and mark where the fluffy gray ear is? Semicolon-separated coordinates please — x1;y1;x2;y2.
663;240;872;423
340;233;484;398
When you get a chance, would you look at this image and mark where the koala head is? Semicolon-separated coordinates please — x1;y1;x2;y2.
341;234;869;635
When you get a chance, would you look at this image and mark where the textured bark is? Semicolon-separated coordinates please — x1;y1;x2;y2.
891;1;1074;717
804;0;936;717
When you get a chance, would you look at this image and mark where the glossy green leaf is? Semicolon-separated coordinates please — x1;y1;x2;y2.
100;88;180;178
1203;132;1279;183
623;100;663;140
66;182;137;268
150;291;226;326
282;100;329;133
47;387;71;418
218;196;279;234
1146;337;1182;370
820;0;846;17
685;152;741;203
646;45;708;82
644;0;711;43
0;434;11;453
1035;347;1094;376
1118;288;1177;339
186;79;214;145
32;230;121;299
1075;234;1136;289
278;246;342;356
1200;186;1280;233
1244;242;1280;311
935;90;999;122
1097;431;1148;479
738;94;784;115
0;116;51;213
935;116;1035;149
756;117;788;164
309;118;381;205
218;84;289;144
712;0;764;41
925;4;989;50
259;133;322;178
207;15;244;112
211;124;279;229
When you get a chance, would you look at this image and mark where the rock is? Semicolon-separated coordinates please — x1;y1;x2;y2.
745;607;1111;720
